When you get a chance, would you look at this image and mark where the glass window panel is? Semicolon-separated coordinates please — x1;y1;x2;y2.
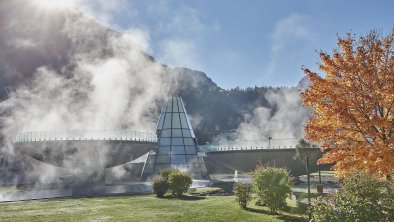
171;164;188;170
179;113;188;129
159;138;171;146
165;101;172;112
156;155;170;164
172;98;179;112
171;138;184;145
189;164;202;172
147;158;155;165
172;113;181;128
177;98;184;112
171;146;185;154
171;155;186;164
183;138;195;145
143;164;153;173
155;164;171;171
185;146;196;154
158;146;170;155
186;155;199;164
163;113;171;129
182;129;192;137
171;129;182;137
161;129;171;137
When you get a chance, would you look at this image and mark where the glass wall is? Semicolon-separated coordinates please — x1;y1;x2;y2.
142;97;208;179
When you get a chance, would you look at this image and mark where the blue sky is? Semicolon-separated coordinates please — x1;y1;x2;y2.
80;0;393;89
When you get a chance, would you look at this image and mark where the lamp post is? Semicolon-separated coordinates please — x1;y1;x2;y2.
306;155;311;221
295;139;316;221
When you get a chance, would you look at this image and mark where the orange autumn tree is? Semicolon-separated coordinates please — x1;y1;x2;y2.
302;29;394;177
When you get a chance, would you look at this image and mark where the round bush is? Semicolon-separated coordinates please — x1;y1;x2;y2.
152;176;168;197
252;166;291;214
233;182;253;208
168;171;193;197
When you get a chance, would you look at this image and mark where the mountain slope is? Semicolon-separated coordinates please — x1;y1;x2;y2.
0;0;307;145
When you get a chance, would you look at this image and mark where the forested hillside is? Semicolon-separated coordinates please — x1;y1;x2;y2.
0;0;306;145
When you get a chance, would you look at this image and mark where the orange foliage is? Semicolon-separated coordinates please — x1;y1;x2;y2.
302;29;394;177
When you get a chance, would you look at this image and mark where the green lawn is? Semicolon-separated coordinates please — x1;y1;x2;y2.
0;194;307;222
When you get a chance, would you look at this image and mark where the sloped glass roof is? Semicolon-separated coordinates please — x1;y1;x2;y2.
142;97;208;180
156;97;196;138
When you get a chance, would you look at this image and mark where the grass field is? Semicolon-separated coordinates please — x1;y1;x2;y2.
0;193;307;222
0;171;336;221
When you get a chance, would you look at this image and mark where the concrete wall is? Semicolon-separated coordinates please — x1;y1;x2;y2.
15;140;157;168
205;149;330;176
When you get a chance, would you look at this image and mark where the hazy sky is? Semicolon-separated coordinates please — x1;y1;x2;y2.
78;0;393;89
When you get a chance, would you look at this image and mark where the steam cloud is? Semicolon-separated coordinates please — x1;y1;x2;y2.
235;89;308;140
1;9;171;147
0;2;173;188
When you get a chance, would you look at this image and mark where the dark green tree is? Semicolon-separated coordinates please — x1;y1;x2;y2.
312;173;394;222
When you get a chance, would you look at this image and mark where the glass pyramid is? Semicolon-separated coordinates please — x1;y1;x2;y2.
141;97;208;180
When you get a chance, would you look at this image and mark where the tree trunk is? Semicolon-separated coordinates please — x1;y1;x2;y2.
318;165;322;184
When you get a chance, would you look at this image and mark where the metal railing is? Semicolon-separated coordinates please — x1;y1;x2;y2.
198;138;314;152
15;130;158;143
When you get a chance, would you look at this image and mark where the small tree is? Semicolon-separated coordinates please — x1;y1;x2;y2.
301;29;394;178
252;166;291;214
168;171;193;197
312;173;394;222
233;183;253;209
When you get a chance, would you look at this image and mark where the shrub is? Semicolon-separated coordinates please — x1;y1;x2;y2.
160;169;178;180
233;182;253;208
252;166;291;214
311;173;394;222
168;171;193;197
152;176;168;197
152;169;179;197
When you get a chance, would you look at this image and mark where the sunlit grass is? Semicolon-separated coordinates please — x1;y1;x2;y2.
0;171;338;221
0;194;307;222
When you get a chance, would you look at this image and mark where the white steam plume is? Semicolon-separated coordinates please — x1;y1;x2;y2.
235;89;308;140
1;37;168;150
0;4;172;187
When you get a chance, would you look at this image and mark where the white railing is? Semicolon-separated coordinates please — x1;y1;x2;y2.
15;130;158;143
199;138;317;152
